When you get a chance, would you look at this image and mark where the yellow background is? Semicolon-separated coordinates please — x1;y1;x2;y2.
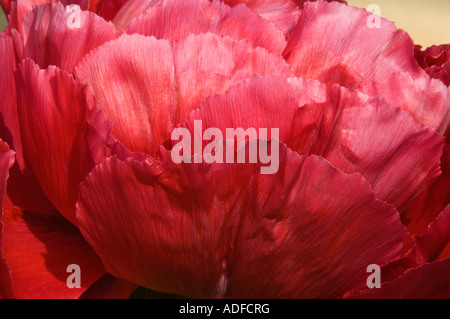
1;1;449;47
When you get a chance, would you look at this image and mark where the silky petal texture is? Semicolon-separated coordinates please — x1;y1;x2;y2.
76;145;407;298
21;1;121;73
351;258;450;299
0;139;15;299
183;75;444;213
0;35;55;213
112;0;161;30
74;33;291;156
284;1;449;134
125;0;287;55
80;274;138;299
15;59;119;225
402;145;450;235
5;0;50;34
1;206;105;299
221;0;300;35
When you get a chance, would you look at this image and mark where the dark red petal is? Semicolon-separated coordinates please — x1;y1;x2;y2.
77;145;406;298
413;205;450;264
21;1;121;73
75;33;290;156
403;145;450;235
0;35;55;213
16;59;118;224
350;258;450;299
125;0;287;55
0;139;15;298
284;1;449;133
2;206;105;298
80;274;138;299
221;0;300;35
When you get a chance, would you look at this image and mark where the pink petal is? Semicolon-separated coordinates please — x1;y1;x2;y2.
284;1;449;133
15;59;118;225
2;206;105;299
21;1;121;73
184;75;444;213
112;0;161;30
0;139;15;299
80;274;138;299
76;145;406;298
0;35;55;213
5;0;50;34
74;33;291;156
221;0;300;35
125;0;287;55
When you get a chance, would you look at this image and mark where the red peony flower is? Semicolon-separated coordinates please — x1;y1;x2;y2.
0;0;449;299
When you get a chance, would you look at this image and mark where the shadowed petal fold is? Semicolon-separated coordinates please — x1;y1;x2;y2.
2;206;105;299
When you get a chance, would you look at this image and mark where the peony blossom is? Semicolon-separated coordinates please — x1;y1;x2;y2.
0;0;449;299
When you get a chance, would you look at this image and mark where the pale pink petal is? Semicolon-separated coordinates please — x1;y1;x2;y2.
125;0;287;55
74;33;291;156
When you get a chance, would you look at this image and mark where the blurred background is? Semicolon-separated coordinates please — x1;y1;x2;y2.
0;1;449;47
347;0;450;47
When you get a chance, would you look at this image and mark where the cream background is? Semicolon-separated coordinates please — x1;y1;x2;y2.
0;1;449;46
347;0;450;47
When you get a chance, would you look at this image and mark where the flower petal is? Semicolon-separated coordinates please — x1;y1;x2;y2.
221;0;300;35
125;0;287;55
15;59;118;224
74;33;291;156
2;206;105;299
402;145;450;235
351;258;450;299
184;75;444;213
21;1;121;73
76;144;406;298
0;35;55;213
284;1;449;133
0;139;15;299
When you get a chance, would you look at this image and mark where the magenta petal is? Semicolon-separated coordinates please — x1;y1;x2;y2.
15;59;118;224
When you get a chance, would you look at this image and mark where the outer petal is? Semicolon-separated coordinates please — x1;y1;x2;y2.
74;33;291;156
76;145;407;298
221;0;300;35
2;206;105;299
351;258;450;299
21;1;121;73
185;75;444;214
125;0;287;55
0;35;55;213
15;59;118;225
0;139;15;299
284;1;449;133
